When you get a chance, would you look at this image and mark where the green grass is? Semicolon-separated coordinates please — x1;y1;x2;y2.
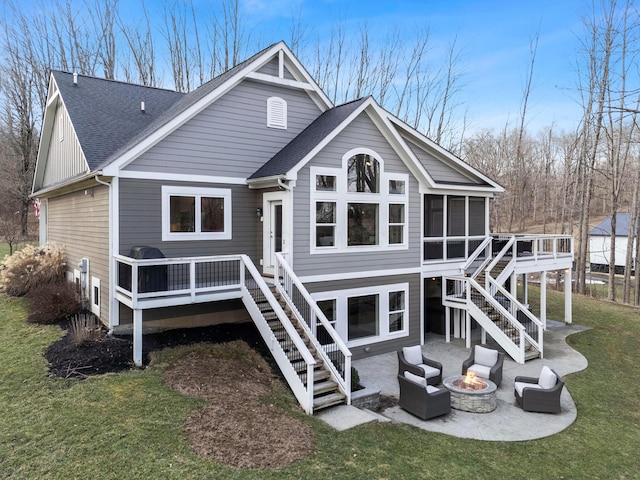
1;290;639;479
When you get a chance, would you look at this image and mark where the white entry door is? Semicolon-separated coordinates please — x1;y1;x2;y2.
262;192;289;275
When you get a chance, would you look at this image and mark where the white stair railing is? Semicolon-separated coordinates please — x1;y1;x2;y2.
238;255;318;414
274;253;352;404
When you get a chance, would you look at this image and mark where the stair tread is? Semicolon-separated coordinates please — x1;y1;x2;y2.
313;392;346;410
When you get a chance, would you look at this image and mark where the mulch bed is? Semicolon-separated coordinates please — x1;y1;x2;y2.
43;322;316;469
44;322;271;379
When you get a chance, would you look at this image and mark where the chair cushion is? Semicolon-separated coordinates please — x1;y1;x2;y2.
419;364;441;379
474;345;498;367
402;345;423;366
404;371;427;387
468;364;491;379
515;381;543;396
426;385;439;394
538;366;557;389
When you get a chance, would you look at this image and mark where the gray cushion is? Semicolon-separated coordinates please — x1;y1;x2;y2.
474;345;498;367
468;364;491;379
404;371;427;387
403;345;423;366
538;366;557;389
426;385;439;394
419;363;441;379
515;381;543;396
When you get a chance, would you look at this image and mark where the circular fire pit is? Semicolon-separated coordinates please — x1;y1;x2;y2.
443;374;497;413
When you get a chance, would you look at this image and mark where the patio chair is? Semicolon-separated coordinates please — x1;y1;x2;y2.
461;345;505;387
397;345;443;386
397;372;451;420
514;366;564;413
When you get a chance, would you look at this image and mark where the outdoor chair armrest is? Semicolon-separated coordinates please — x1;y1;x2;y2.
514;375;539;384
422;356;443;372
461;354;474;373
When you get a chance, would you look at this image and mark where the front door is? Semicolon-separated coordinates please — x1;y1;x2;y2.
263;192;288;275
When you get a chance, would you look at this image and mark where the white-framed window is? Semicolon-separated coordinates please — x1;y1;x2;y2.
267;96;287;129
313;283;409;347
161;186;232;241
310;148;408;253
91;276;100;316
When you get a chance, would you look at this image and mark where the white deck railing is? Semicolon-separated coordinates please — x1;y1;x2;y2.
114;253;319;414
274;253;352;404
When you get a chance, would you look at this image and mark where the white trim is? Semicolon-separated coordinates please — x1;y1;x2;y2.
311;282;410;348
90;276;100;316
298;267;421;284
110;177;119;329
310;150;409;254
262;191;290;275
161;185;232;241
246;72;315;91
117;170;247;185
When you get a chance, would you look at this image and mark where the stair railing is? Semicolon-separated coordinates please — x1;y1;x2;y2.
238;255;317;414
485;276;543;357
460;236;493;279
274;253;352;404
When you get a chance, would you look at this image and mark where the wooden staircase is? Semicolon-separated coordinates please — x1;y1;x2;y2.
258;286;346;411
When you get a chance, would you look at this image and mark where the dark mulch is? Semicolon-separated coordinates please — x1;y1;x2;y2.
44;322;271;379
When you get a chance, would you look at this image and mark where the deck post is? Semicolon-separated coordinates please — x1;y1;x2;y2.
133;309;143;367
540;271;547;328
564;268;572;324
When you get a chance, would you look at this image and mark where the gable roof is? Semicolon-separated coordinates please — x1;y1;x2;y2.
51;71;184;170
589;214;637;237
249;97;369;180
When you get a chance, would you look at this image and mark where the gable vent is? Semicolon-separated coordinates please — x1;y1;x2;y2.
267;96;287;130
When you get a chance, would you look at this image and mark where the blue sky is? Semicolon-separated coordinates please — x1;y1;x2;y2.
10;0;588;134
233;0;587;134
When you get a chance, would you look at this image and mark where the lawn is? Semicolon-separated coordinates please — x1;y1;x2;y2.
1;288;639;479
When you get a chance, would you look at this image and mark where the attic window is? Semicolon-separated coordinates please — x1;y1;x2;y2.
267;96;287;129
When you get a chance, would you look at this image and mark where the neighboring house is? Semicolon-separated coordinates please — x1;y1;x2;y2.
33;42;574;413
589;214;637;274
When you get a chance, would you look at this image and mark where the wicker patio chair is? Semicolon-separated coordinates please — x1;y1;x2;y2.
514;366;564;413
461;345;505;387
397;346;443;386
397;373;451;420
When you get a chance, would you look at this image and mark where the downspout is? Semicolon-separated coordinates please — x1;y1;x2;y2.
93;173;114;334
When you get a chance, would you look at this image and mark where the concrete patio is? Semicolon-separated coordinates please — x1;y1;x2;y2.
318;320;589;441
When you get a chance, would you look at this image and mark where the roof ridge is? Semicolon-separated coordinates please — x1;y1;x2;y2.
51;70;181;94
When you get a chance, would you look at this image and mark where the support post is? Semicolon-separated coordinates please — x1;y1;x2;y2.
133;309;143;367
540;270;547;328
564;269;572;324
445;307;451;343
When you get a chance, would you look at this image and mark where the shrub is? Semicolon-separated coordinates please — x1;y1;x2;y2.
0;243;66;296
69;312;103;346
351;366;362;392
27;281;81;324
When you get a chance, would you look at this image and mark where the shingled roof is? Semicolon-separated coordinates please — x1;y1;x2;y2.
249;97;369;180
53;42;281;172
589;213;637;236
52;71;183;170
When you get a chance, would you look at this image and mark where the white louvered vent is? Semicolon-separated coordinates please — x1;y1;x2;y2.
267;96;287;129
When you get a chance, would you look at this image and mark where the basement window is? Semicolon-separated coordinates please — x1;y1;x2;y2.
267;96;287;129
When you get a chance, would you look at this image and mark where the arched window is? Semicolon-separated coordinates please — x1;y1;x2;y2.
347;154;379;193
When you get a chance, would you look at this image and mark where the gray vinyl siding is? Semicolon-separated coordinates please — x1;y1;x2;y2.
305;273;421;359
257;57;279;76
47;185;110;325
118;178;261;262
291;112;422;277
42;101;87;188
404;136;485;185
124;79;322;178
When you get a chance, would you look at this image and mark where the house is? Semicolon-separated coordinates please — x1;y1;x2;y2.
589;214;637;274
32;42;574;413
